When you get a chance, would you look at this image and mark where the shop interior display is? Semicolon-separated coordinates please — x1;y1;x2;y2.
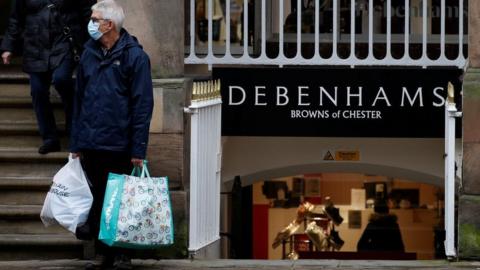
272;198;345;260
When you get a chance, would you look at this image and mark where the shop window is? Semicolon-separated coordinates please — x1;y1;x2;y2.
249;173;445;260
186;0;255;55
185;0;467;61
431;0;467;35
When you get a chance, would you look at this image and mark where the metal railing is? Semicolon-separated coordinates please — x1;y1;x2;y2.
185;0;467;68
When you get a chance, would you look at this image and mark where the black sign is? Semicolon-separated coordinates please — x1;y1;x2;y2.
212;68;463;138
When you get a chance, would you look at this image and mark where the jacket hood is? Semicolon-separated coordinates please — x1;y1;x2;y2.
84;29;142;59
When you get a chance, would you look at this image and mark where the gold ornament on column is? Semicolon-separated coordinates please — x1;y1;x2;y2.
192;80;222;101
447;82;455;104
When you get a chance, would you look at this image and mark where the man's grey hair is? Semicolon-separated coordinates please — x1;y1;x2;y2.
92;0;125;31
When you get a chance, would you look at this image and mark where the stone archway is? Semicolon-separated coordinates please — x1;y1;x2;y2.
223;162;443;188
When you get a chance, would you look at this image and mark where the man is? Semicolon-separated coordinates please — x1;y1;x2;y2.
357;198;405;253
1;0;95;154
70;1;153;269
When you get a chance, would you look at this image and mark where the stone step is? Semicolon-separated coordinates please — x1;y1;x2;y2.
0;83;31;97
0;107;65;123
0;234;84;260
0;135;69;149
0;173;51;206
0;69;29;83
0;205;68;235
0;176;52;190
0;205;43;219
0;188;49;205
0;176;52;206
0;96;62;107
0;219;66;235
0;66;74;83
0;162;63;178
0;149;69;164
0;121;66;136
0;83;61;99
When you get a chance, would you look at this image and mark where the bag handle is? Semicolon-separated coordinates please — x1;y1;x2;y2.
130;160;151;179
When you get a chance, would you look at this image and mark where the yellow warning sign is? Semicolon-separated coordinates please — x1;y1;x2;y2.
335;151;360;161
323;151;335;161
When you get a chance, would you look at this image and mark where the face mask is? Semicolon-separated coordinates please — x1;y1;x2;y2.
88;20;104;40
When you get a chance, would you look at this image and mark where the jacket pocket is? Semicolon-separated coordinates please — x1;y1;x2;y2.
108;64;129;95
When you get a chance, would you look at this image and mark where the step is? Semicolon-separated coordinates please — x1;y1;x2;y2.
0;83;66;97
0;96;62;107
0;219;66;235
0;135;69;150
0;162;63;179
0;121;66;135
0;83;31;97
0;188;49;205
0;176;52;206
0;205;42;219
0;69;29;83
0;66;76;83
0;149;69;163
0;106;65;123
0;176;52;190
0;205;67;234
0;121;40;135
0;234;84;260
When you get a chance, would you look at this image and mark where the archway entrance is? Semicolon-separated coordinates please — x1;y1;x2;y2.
249;173;444;260
220;136;458;260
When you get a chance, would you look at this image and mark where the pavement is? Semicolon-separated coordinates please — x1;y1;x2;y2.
1;260;480;270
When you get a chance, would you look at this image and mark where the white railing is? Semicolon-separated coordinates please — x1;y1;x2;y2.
444;83;461;258
185;0;467;68
186;81;222;255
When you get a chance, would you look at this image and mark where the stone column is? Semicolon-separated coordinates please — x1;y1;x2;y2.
458;0;480;259
116;0;184;78
116;0;190;258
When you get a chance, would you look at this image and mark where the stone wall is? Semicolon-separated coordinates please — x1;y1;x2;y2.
459;68;480;259
116;0;184;78
114;0;190;258
458;0;480;259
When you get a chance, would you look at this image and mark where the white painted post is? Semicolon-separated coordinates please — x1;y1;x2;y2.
386;0;392;58
243;0;249;56
189;0;195;57
261;0;266;56
422;0;427;60
349;0;355;61
368;0;373;58
332;0;339;57
279;0;285;59
404;0;410;58
296;0;302;58
458;0;464;59
226;0;231;56
315;0;320;58
444;87;461;259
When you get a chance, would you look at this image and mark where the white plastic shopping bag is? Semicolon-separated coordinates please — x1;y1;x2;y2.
40;155;93;233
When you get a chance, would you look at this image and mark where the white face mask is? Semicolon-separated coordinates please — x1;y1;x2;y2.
88;20;104;40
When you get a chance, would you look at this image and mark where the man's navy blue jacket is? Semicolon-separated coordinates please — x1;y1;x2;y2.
70;30;153;159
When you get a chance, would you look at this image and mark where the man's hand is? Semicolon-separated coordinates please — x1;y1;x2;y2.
71;152;81;159
1;51;12;65
131;158;143;167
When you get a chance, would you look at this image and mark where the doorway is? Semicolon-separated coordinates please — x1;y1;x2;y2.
249;173;445;260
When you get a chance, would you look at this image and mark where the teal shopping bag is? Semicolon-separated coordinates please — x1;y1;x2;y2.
98;172;125;247
99;161;174;248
